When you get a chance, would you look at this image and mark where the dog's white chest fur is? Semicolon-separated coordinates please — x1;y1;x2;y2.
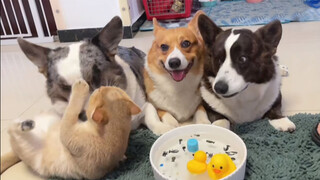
147;68;202;121
201;64;282;123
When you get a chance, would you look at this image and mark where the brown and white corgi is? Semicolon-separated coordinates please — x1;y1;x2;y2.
143;11;211;135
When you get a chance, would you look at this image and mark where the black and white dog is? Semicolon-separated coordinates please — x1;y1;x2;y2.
198;14;295;132
17;16;146;129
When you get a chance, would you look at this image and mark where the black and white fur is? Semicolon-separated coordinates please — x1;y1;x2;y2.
198;15;295;132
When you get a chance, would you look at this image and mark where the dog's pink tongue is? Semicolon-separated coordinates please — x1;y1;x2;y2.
171;71;186;82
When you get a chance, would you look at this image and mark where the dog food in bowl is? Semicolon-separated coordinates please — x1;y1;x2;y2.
149;125;247;180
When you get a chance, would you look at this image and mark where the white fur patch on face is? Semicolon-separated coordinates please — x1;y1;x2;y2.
56;42;84;85
165;47;188;70
214;31;248;97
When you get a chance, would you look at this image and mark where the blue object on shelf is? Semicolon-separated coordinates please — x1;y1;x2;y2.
200;1;217;7
187;139;199;153
304;0;320;8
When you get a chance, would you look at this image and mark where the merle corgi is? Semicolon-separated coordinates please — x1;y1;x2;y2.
198;14;296;132
1;16;146;173
143;11;211;135
16;16;146;129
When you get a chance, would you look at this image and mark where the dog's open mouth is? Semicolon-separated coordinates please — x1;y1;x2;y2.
161;60;194;82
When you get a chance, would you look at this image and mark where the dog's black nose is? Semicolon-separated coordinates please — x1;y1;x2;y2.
168;58;181;69
214;81;228;94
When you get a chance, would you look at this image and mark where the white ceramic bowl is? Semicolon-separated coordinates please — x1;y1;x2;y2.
149;124;247;180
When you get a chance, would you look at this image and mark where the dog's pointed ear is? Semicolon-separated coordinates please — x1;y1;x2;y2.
198;14;222;48
255;20;282;54
17;38;50;76
153;18;165;35
188;10;205;38
92;16;123;56
128;101;141;115
120;90;141;115
91;107;109;125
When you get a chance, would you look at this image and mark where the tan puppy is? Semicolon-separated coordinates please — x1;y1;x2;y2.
143;11;211;135
2;80;140;179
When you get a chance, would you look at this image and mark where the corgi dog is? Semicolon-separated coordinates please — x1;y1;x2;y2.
143;11;211;135
5;79;140;179
1;16;146;173
197;14;296;132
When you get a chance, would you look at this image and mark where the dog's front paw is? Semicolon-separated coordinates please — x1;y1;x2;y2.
212;119;230;129
195;118;211;125
72;79;89;97
152;124;175;136
194;110;211;125
21;120;35;131
269;117;296;132
161;113;179;127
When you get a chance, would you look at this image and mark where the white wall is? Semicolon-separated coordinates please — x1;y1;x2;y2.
50;0;145;30
128;0;144;24
50;0;121;30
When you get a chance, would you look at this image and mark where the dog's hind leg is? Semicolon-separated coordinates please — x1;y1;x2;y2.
143;102;176;135
7;119;47;173
265;93;296;132
0;151;20;174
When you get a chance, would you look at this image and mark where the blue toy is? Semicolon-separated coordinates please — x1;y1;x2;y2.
187;139;199;153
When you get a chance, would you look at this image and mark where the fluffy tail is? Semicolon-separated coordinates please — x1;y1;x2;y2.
1;151;21;174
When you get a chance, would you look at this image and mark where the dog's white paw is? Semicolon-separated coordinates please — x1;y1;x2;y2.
196;118;211;125
152;124;175;136
194;110;211;124
212;119;230;129
161;113;179;127
269;117;296;132
279;64;289;77
21;120;35;131
72;79;89;97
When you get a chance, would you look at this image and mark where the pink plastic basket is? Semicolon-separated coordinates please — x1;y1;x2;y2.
143;0;193;20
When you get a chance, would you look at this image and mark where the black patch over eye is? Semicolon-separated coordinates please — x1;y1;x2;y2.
181;40;191;48
60;84;71;91
238;56;248;64
219;58;225;64
160;44;169;52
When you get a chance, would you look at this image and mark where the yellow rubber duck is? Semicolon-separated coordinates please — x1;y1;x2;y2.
207;154;236;180
187;151;207;174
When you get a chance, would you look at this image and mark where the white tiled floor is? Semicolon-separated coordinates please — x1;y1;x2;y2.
1;21;320;179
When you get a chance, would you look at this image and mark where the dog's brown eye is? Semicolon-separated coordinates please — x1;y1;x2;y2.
160;44;169;52
181;40;191;48
238;56;247;64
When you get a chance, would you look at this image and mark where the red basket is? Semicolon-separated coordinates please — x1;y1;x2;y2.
143;0;193;20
